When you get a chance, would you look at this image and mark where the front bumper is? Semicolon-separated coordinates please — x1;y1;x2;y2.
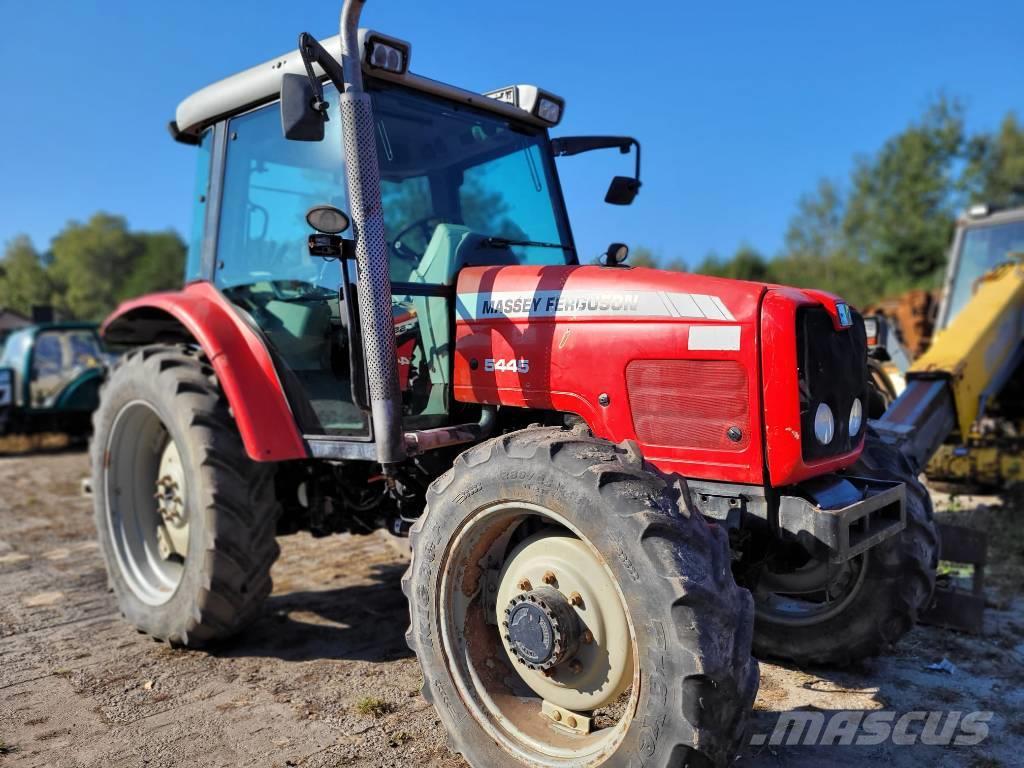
778;474;905;563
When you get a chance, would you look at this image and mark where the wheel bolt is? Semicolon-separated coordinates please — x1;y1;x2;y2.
517;578;532;591
542;570;557;585
569;591;584;608
569;659;583;674
582;629;594;644
567;715;578;729
551;709;562;721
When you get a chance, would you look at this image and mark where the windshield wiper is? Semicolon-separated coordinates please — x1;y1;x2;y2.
483;236;574;252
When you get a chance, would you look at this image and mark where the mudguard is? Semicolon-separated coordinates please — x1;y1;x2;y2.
102;282;307;462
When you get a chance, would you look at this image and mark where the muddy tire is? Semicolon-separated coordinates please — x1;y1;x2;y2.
403;426;758;767
91;345;279;646
749;428;939;665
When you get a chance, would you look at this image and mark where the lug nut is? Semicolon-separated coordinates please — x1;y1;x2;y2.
566;715;578;729
517;578;532;591
551;709;562;722
542;570;557;585
569;659;583;675
569;591;584;608
582;629;594;644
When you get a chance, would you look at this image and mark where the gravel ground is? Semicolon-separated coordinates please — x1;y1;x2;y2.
1;449;1021;767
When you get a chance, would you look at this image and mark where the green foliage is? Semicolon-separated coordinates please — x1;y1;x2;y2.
0;236;51;315
843;96;964;283
962;112;1024;208
0;213;185;322
628;246;659;268
695;245;771;282
639;98;1024;308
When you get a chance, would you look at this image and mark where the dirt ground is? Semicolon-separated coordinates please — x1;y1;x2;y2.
1;449;1022;768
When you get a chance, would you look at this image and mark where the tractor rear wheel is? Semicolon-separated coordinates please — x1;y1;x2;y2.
91;345;280;646
404;427;758;767
746;428;939;665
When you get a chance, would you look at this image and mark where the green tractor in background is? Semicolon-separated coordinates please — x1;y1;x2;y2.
0;323;110;440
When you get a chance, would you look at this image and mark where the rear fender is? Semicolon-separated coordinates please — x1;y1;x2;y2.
102;282;307;462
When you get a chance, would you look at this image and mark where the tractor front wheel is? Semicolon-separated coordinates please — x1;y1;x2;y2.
91;345;280;646
745;429;939;665
404;427;758;767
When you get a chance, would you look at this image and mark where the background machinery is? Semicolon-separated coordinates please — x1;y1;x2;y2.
89;2;938;764
0;322;108;439
870;204;1024;490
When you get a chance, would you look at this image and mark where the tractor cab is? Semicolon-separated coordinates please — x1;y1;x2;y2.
938;204;1024;330
161;34;634;451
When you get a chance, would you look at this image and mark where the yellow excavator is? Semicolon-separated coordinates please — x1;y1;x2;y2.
872;204;1024;489
868;204;1023;632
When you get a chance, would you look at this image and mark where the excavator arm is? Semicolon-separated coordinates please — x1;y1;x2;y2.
874;259;1024;470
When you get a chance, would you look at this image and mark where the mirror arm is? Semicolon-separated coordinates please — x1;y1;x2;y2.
551;135;641;184
296;32;346;105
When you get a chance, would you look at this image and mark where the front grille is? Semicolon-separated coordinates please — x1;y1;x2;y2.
797;307;868;461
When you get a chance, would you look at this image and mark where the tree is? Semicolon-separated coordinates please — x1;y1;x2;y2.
48;214;144;321
843;96;964;284
118;231;186;301
0;236;51;316
695;245;771;282
962;112;1024;208
627;247;659;268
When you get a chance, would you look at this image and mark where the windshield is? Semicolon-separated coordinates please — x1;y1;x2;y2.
946;217;1024;326
372;82;573;281
214;80;573;296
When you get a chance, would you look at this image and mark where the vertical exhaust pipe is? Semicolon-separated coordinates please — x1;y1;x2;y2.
337;0;406;466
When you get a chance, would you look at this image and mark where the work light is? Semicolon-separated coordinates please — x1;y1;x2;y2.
814;403;835;445
364;33;410;74
485;85;566;126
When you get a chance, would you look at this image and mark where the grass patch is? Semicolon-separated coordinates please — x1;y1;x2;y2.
355;696;394;718
0;739;17;755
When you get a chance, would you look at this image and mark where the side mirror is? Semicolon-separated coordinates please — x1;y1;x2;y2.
281;73;326;141
605;176;641;206
551;136;642;206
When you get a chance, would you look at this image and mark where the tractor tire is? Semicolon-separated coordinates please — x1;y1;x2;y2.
91;345;280;646
403;426;758;768
749;428;939;665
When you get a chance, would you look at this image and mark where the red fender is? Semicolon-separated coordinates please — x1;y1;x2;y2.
102;282;307;462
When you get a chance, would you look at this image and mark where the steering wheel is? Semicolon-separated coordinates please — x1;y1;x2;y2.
391;216;445;264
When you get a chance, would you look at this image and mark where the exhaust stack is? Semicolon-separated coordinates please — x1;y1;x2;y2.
337;0;405;466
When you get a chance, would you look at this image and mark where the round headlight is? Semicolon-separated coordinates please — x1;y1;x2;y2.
849;397;863;437
814;403;835;445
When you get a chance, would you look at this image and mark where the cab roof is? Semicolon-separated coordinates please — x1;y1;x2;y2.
174;31;557;142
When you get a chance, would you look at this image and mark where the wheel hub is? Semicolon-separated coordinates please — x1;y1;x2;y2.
503;586;581;671
153;438;188;560
495;531;633;712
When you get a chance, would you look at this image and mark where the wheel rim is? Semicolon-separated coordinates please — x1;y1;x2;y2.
104;401;188;605
437;501;639;765
753;552;867;627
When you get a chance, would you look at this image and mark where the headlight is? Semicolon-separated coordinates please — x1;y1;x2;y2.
849;397;863;437
814;403;835;445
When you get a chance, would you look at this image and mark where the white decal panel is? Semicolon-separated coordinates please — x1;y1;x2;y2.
457;290;737;322
688;325;742;351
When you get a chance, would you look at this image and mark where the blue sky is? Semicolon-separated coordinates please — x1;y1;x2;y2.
1;0;1022;268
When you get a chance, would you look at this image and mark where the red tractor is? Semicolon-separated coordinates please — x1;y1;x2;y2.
91;2;937;764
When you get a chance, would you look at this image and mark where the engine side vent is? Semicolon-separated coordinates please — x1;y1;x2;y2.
626;360;750;451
